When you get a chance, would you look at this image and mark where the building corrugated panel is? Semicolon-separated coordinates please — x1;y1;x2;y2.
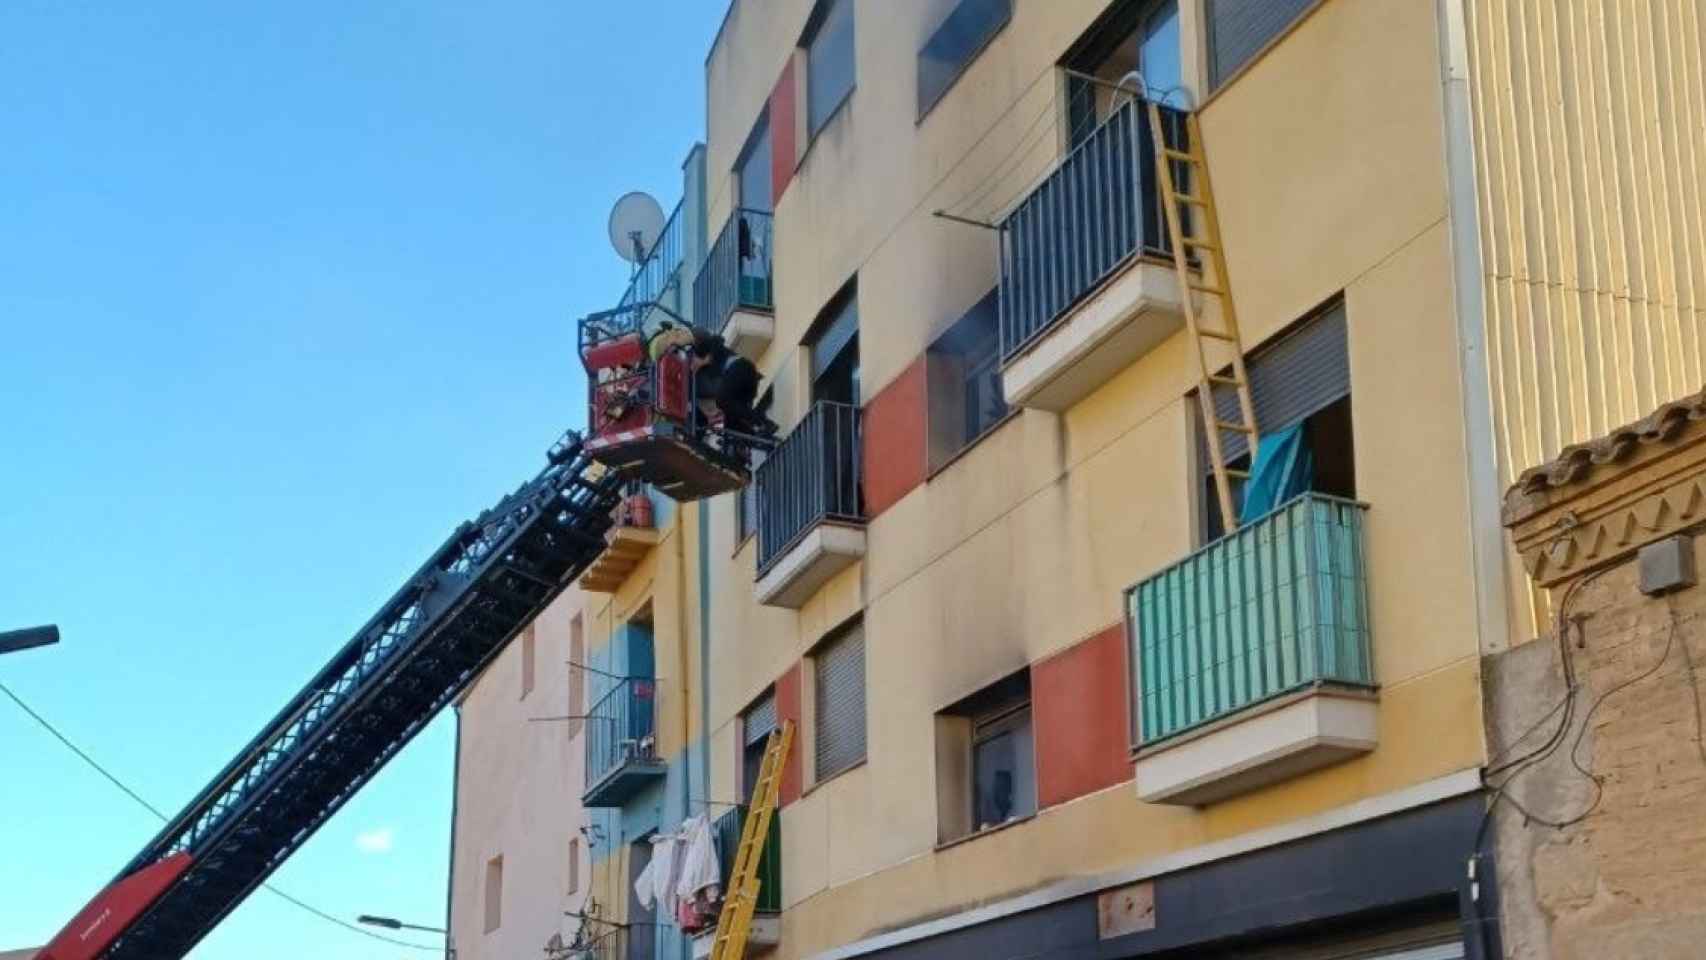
1465;0;1706;632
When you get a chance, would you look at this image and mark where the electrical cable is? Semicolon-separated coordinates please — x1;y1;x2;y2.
0;679;440;952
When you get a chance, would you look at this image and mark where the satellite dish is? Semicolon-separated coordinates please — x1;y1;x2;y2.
608;191;667;263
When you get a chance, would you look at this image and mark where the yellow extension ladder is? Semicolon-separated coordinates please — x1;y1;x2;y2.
708;720;794;960
1146;101;1260;531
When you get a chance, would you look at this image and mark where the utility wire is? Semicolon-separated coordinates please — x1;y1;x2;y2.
0;679;439;952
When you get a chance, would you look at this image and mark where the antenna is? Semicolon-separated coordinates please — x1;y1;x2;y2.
607;191;667;265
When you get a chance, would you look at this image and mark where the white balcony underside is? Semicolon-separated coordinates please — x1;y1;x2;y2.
754;523;865;609
1001;260;1184;412
725;309;774;361
1133;688;1378;806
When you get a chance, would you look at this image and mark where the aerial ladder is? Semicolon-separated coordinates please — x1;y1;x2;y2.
40;299;764;960
1146;100;1261;529
708;721;793;960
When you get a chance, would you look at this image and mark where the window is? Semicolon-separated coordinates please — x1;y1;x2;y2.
741;689;778;802
927;287;1007;470
737;112;773;213
1205;0;1314;89
935;669;1034;843
805;0;856;136
813;621;866;782
483;855;504;933
520;624;536;699
972;704;1035;830
1064;0;1184;147
917;0;1012;119
568;615;585;738
807;289;860;405
567;837;581;894
1199;301;1354;540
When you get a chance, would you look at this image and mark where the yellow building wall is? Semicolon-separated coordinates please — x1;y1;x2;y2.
701;1;1489;956
1464;0;1706;639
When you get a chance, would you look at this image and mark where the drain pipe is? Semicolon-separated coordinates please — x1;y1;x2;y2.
443;706;462;960
698;501;712;807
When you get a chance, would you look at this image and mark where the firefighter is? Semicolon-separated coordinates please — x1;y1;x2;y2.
690;331;776;436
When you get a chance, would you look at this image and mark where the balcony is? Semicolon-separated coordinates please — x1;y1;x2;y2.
997;99;1187;412
579;495;661;594
568;928;630;960
754;402;865;608
1127;494;1376;805
582;677;665;808
689;806;782;957
694;209;775;360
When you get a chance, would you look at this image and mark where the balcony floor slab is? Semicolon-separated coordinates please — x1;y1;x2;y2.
755;522;865;609
1133;686;1377;806
1002;259;1184;412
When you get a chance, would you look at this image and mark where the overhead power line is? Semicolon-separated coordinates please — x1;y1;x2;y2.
0;679;440;952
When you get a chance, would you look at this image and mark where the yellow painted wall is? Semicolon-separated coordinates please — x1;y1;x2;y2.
1464;0;1706;640
701;1;1488;957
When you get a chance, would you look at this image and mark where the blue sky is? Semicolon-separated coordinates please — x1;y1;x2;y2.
0;3;725;956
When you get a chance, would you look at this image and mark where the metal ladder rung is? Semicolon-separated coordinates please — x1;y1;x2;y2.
1225;468;1251;480
1214;420;1255;435
1197;327;1237;341
1189;282;1227;296
1207;373;1243;387
1162;148;1196;163
1173;193;1208;205
1180;236;1218;251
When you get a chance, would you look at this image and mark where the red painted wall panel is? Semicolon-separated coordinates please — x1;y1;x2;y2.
862;357;928;519
775;662;804;806
769;59;797;203
1032;623;1134;809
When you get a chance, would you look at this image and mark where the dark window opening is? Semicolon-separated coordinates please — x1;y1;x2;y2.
808;289;860;405
927;287;1007;471
917;0;1012;119
936;668;1035;843
1063;0;1183;148
1198;301;1353;541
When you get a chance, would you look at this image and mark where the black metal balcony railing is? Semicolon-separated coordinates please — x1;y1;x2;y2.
712;805;782;913
568;927;628;960
997;98;1186;362
756;402;863;575
583;676;659;795
694;208;775;336
618;199;686;311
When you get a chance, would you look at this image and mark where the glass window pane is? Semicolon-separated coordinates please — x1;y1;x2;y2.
808;0;856;134
1140;0;1186;107
917;0;1012;117
972;710;1035;828
738;116;773;212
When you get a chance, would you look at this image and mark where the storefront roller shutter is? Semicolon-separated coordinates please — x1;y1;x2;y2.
814;623;867;780
1200;300;1349;468
1206;0;1316;89
743;690;777;747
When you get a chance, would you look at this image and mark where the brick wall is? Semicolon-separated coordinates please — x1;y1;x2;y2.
1490;392;1706;959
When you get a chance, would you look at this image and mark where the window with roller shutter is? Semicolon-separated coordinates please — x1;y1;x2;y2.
1197;299;1356;540
1205;0;1317;90
813;623;866;782
741;689;778;802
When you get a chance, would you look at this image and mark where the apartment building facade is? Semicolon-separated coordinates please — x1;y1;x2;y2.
449;0;1704;958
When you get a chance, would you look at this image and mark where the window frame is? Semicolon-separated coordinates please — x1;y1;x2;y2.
803;0;857;139
915;0;1013;122
969;701;1035;831
483;855;504;934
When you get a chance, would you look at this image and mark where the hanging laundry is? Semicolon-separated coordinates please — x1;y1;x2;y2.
1239;420;1314;524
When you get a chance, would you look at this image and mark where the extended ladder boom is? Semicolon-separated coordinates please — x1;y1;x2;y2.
41;431;625;960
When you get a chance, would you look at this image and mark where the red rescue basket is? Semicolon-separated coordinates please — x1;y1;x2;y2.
578;303;755;501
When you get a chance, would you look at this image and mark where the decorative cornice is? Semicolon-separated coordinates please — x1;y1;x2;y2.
1503;387;1706;587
